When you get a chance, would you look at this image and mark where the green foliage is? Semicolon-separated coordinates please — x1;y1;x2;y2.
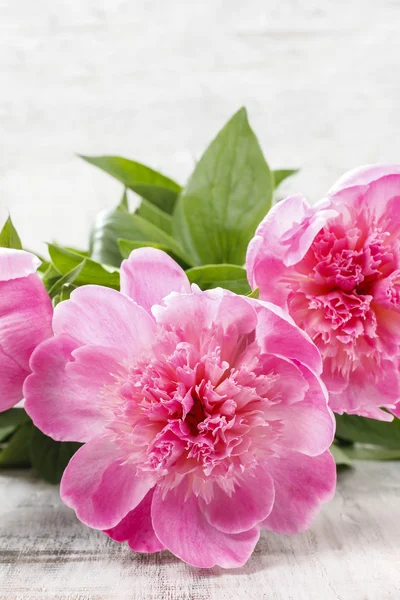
80;155;181;213
83;109;298;270
0;408;30;443
137;198;173;235
247;287;260;299
48;259;86;298
330;442;352;468
272;169;298;189
0;216;23;249
48;244;120;290
30;427;81;484
186;264;250;295
173;108;273;266
335;414;400;449
0;409;81;482
90;209;190;267
0;422;33;468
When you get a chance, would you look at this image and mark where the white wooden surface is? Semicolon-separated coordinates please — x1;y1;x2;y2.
1;0;400;598
1;463;399;600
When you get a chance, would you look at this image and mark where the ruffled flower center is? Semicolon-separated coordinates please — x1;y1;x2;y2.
287;212;399;378
107;322;283;501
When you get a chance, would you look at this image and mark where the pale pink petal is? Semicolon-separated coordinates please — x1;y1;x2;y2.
329;362;400;421
105;488;164;553
329;174;400;227
120;248;190;314
53;285;155;353
269;364;335;456
327;164;400;195
153;286;258;340
252;300;323;376
25;336;127;442
0;347;28;411
152;484;260;568
246;195;337;276
202;466;274;534
246;195;309;284
260;354;310;405
390;403;400;419
262;450;336;535
249;253;290;307
216;293;258;336
61;436;154;530
0;273;53;372
0;248;41;281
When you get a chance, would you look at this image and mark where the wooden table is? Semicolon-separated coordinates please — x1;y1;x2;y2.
1;463;399;599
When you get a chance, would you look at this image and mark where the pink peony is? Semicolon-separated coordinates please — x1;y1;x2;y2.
25;248;335;568
0;248;52;411
247;164;400;421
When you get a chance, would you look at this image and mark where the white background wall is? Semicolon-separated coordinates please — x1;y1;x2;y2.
1;0;400;254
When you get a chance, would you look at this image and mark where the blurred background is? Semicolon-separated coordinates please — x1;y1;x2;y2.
1;0;399;254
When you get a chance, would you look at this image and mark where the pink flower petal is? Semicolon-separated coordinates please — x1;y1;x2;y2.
248;253;290;306
329;362;400;421
25;336;127;442
105;488;164;553
271;398;335;456
202;467;275;534
61;436;154;530
153;285;258;341
329;174;400;227
152;484;260;568
246;195;337;274
53;285;155;353
327;164;400;195
262;450;336;534
120;248;191;314
252;300;323;376
0;273;53;372
269;364;335;457
0;347;28;411
0;248;41;281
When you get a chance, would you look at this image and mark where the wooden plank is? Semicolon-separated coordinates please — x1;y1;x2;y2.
1;462;399;599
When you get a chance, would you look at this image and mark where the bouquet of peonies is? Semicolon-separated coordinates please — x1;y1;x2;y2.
2;108;400;568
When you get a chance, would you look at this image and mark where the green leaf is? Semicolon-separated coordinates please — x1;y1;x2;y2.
117;188;129;212
118;239;172;259
0;216;22;249
0;408;31;443
335;414;400;449
30;426;82;484
330;443;352;467
344;445;400;461
117;239;189;269
137;199;173;235
80;155;181;214
186;264;251;295
0;422;33;468
48;259;86;297
173;107;273;266
48;244;119;289
91;210;191;267
273;169;298;189
247;287;260;299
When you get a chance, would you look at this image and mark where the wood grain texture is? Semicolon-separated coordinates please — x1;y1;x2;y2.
1;463;399;599
1;0;400;597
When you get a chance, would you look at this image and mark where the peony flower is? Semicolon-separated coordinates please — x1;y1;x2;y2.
0;248;52;411
247;164;400;421
25;248;335;568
